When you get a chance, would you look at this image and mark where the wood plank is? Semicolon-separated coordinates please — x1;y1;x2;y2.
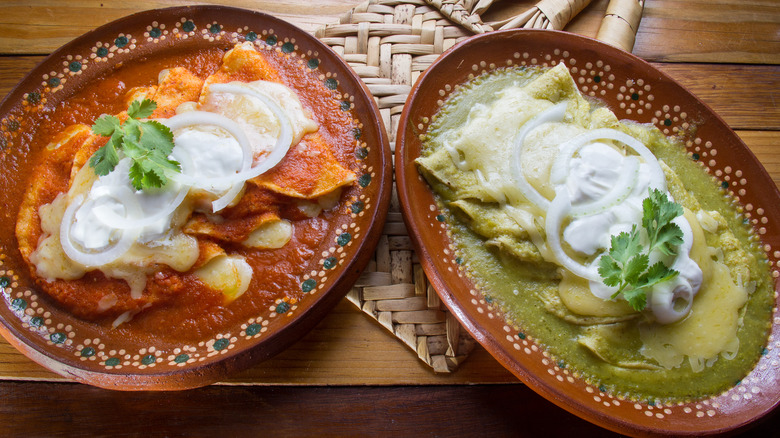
1;381;777;436
633;0;780;64
0;382;614;437
482;0;780;64
0;0;357;54
652;63;780;131
738;131;780;189
0;0;777;65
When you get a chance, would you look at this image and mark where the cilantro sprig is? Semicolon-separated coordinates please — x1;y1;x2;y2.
90;99;180;190
597;189;684;311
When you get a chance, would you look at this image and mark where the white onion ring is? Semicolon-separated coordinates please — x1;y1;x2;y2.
60;193;140;267
511;102;568;209
569;156;640;217
544;187;601;281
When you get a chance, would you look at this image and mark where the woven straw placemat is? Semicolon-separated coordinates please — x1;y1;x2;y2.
315;0;643;372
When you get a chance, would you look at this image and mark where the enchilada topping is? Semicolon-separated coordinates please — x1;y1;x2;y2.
16;42;357;327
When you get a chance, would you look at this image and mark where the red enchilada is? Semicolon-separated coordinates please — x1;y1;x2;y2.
14;42;358;343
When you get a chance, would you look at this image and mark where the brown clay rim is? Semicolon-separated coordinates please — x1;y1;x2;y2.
395;28;780;436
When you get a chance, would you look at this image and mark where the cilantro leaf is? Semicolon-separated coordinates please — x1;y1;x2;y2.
92;114;121;136
89;131;122;176
89;99;180;190
622;287;647;312
643;188;684;255
598;189;685;312
127;99;157;119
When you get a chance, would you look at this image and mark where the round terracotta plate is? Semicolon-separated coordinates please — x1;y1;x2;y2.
396;29;780;436
0;6;391;390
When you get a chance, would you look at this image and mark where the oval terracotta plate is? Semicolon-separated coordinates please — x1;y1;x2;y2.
0;6;391;390
396;29;780;435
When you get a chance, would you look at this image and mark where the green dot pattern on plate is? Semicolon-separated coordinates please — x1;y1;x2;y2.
324;78;338;90
182;21;195;32
141;354;155;365
266;35;277;46
50;332;66;344
115;36;128;47
351;201;364;214
302;279;316;293
11;298;26;311
436;214;445;222
48;77;61;88
213;338;230;351
281;42;295;53
68;61;81;72
307;58;319;69
209;24;221;34
174;354;189;364
149;27;162;38
340;101;351;111
323;257;337;270
246;31;257;42
96;47;109;57
81;347;95;358
7;120;20;132
337;233;351;246
105;357;120;367
358;173;371;188
30;317;43;327
246;323;262;336
275;302;291;314
0;276;9;287
356;147;368;160
27;92;41;104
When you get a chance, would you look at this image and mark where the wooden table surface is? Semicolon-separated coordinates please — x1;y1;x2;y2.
0;0;777;436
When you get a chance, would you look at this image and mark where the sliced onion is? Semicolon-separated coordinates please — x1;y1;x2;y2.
511;102;567;209
569;156;640;217
60;193;140;267
207;83;294;179
90;183;188;230
544;187;601;281
164;85;294;212
551;128;666;191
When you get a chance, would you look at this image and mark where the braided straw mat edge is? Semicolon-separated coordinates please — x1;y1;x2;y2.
314;0;643;373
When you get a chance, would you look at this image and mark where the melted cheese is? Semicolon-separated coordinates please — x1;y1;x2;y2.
193;254;253;303
639;210;747;371
243;218;292;249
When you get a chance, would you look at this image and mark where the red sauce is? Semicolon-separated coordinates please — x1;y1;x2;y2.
11;46;357;345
